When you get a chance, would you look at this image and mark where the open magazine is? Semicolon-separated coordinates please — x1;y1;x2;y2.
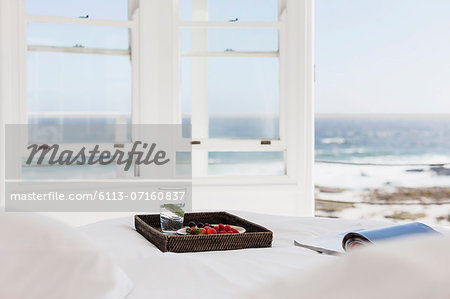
294;222;440;255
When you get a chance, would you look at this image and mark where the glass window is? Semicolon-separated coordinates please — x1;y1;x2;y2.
28;52;131;114
181;57;192;138
180;0;278;22
24;0;134;180
25;0;129;20
181;0;283;177
28;23;129;50
22;163;134;180
208;57;279;139
182;28;279;52
208;152;285;176
208;0;278;22
27;51;132;142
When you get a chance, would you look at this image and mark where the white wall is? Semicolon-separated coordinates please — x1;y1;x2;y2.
0;0;26;208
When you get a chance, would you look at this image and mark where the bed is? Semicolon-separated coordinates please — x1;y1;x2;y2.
79;211;389;299
2;211;450;299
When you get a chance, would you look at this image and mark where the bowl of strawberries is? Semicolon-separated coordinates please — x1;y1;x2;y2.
177;221;245;235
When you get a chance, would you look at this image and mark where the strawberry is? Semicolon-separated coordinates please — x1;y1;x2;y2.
225;225;231;231
204;226;211;230
218;224;225;231
207;228;217;234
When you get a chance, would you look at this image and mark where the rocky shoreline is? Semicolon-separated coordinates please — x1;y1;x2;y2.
315;185;450;225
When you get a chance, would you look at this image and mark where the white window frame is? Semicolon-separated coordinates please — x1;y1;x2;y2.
179;0;287;182
137;0;314;215
23;2;139;178
0;0;314;216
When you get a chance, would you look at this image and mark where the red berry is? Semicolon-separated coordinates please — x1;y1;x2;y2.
219;224;225;231
230;228;239;233
207;228;217;234
202;228;207;234
225;225;231;231
214;226;220;231
219;231;227;234
204;226;211;230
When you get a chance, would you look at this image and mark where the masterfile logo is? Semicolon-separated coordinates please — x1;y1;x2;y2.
26;141;170;171
4;124;192;212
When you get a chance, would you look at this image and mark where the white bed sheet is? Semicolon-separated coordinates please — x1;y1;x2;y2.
79;211;390;299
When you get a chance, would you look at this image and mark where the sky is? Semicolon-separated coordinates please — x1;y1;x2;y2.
25;0;450;115
315;0;450;114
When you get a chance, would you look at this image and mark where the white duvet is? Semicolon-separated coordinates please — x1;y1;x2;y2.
79;211;390;299
3;210;449;299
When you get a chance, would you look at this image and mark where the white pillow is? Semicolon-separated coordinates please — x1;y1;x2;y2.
247;234;450;299
0;213;134;299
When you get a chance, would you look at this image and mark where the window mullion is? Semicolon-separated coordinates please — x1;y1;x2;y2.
179;21;280;29
279;8;288;175
191;0;209;177
182;51;278;58
27;45;130;56
26;14;135;28
192;139;286;152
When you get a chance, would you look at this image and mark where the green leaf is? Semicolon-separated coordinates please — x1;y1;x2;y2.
193;227;203;235
161;204;185;217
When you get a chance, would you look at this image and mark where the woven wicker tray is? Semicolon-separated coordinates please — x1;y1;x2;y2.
135;212;273;253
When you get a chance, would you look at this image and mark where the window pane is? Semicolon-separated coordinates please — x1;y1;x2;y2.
27;51;132;142
181;58;192;138
208;58;279;139
28;22;129;50
27;123;131;144
209;0;278;22
181;0;278;22
181;28;279;52
176;152;192;177
208;152;284;176
25;0;129;20
22;163;134;180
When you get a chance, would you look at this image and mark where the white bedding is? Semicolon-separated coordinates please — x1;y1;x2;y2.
0;213;134;299
79;211;390;299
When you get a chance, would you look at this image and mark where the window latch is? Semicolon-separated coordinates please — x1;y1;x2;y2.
191;141;201;145
261;140;271;145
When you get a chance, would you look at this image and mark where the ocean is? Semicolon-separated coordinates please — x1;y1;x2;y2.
315;117;450;162
205;116;450;182
26;116;450;187
315;117;450;189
